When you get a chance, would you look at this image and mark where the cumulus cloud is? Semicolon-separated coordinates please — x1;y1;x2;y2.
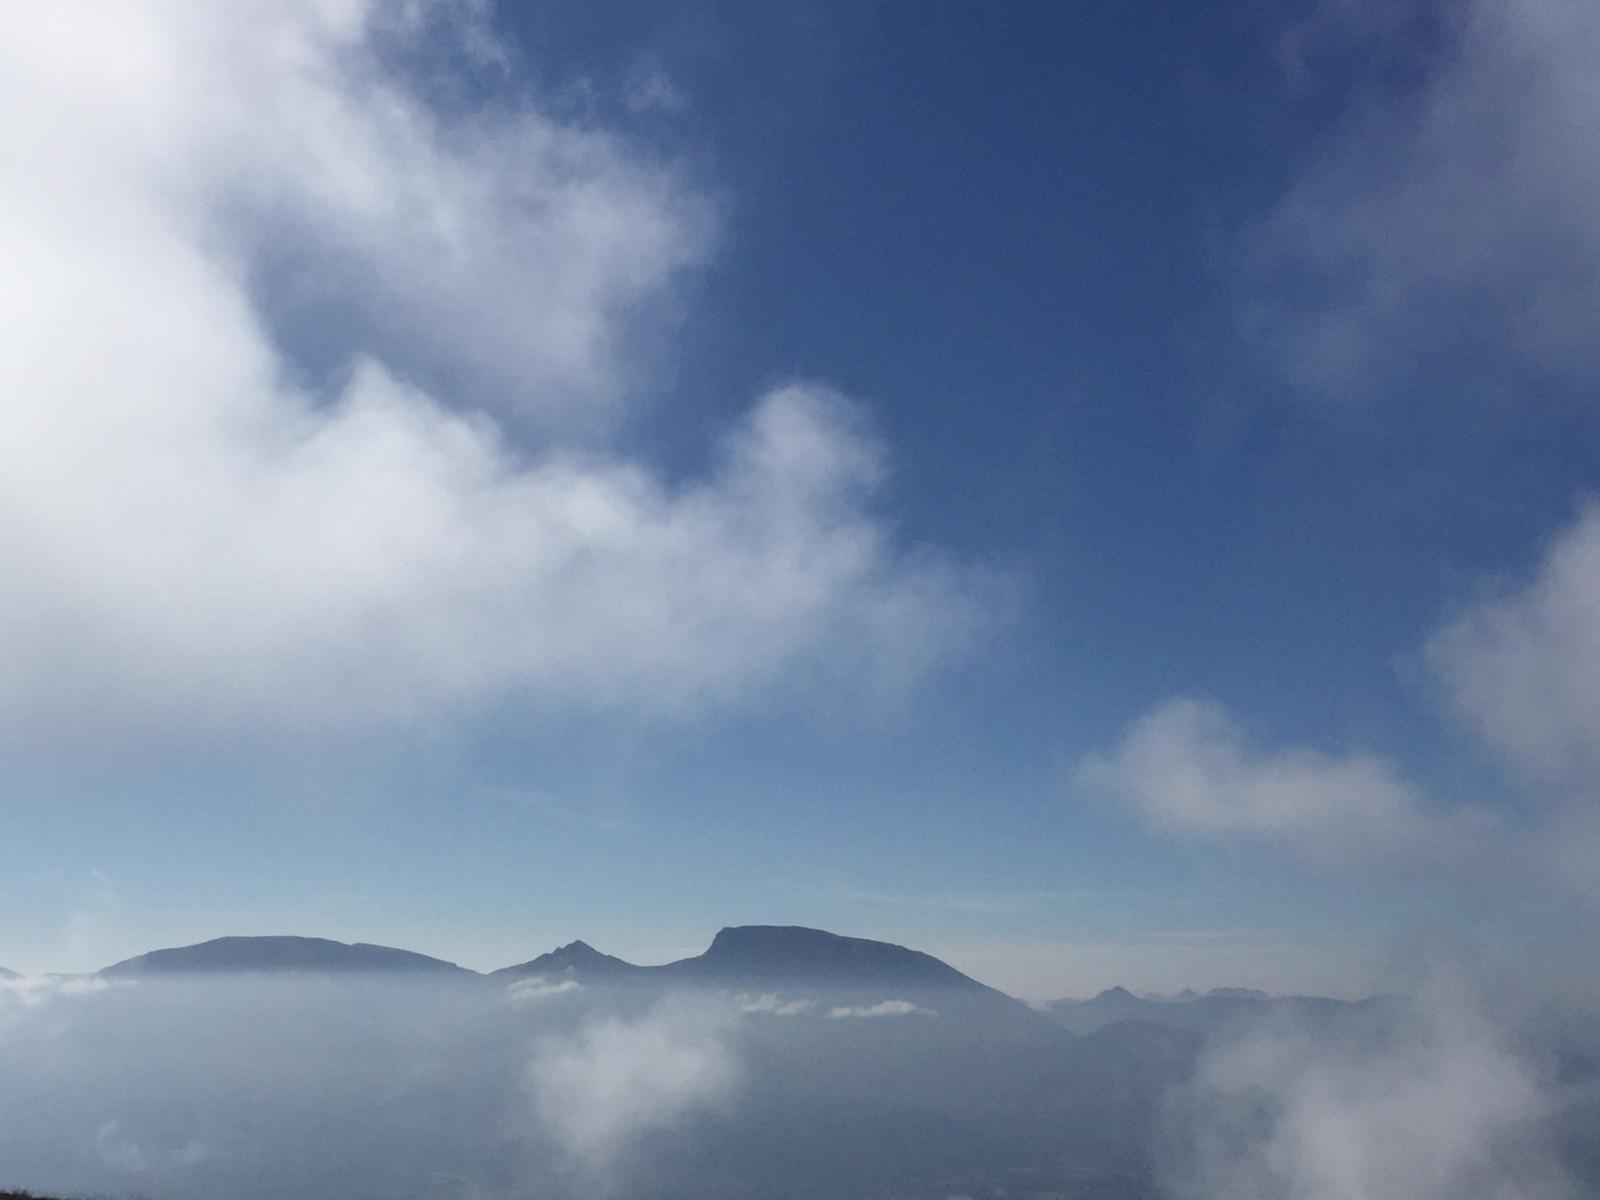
0;0;999;745
733;992;814;1017
3;1;709;428
1241;0;1600;407
826;999;935;1019
527;1001;737;1181
1076;697;1471;861
1083;508;1600;903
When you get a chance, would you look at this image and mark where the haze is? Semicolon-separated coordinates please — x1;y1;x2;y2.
3;1;1599;1197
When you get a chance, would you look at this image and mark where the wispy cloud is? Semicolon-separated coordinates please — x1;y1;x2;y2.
827;999;935;1019
1240;0;1600;409
733;992;814;1017
506;977;582;1004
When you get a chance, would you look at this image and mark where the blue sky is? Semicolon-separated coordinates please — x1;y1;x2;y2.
5;0;1599;1000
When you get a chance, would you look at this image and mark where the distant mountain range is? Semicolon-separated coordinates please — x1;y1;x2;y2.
70;926;1377;1041
1044;983;1378;1036
96;926;1007;996
10;926;1408;1196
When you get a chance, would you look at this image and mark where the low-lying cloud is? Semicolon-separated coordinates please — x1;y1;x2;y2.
506;977;582;1004
827;998;937;1019
733;992;814;1017
528;1000;737;1183
1160;977;1586;1200
0;972;1593;1199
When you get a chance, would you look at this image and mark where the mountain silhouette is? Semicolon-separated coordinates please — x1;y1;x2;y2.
488;925;1049;1035
491;939;646;981
1046;984;1380;1037
99;936;474;977
492;925;1007;999
662;925;993;989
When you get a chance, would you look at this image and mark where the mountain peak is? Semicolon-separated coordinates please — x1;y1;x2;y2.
490;938;643;981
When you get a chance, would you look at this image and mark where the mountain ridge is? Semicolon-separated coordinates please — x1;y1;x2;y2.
89;926;1028;1014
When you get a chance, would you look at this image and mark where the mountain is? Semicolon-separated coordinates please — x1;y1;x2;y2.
494;925;1016;1002
1060;986;1150;1026
1046;985;1379;1037
662;925;993;991
491;939;647;981
99;936;475;978
490;925;1055;1046
1207;986;1268;1001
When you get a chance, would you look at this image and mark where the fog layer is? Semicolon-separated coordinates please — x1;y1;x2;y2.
2;969;1595;1200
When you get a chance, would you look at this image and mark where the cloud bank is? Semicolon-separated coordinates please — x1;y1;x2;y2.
0;0;999;746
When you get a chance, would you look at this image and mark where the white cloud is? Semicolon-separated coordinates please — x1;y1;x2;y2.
733;992;814;1017
826;999;935;1019
2;1;709;429
527;1001;736;1180
506;977;582;1004
1076;697;1470;861
1425;503;1600;780
1421;502;1600;904
1082;505;1600;901
0;974;111;1005
1242;0;1600;406
0;973;115;1036
0;1;999;744
1163;986;1576;1200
